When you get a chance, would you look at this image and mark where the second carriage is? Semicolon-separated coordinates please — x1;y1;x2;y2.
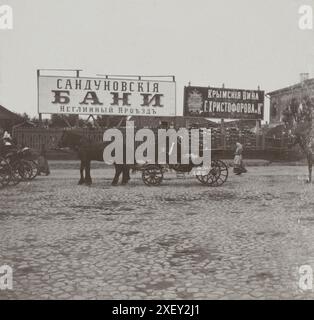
139;159;228;187
134;129;229;187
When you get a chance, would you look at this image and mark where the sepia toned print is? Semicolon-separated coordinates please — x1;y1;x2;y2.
1;0;314;303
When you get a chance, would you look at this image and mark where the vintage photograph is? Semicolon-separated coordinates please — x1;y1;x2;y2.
0;0;314;303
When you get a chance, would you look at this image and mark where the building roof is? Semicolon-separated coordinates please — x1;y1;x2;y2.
0;104;21;120
267;78;314;97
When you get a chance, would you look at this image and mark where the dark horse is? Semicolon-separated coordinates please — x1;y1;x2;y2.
58;130;130;186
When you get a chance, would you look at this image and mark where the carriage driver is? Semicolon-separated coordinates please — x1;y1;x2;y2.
3;130;13;145
0;128;15;157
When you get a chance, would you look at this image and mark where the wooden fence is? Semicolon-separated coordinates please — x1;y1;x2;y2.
12;127;290;153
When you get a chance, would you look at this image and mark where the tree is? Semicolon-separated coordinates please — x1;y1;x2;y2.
50;114;80;128
284;93;314;182
96;115;127;128
15;112;30;122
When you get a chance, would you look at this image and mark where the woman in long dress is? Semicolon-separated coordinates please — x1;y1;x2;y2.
233;142;247;175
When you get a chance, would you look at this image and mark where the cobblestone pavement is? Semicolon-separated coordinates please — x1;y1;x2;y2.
1;164;314;300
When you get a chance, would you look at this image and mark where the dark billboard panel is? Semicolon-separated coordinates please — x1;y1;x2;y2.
184;86;264;120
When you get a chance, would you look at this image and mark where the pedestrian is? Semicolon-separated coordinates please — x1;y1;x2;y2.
233;142;247;175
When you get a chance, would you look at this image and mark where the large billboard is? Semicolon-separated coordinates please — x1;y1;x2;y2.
38;75;176;117
184;86;264;120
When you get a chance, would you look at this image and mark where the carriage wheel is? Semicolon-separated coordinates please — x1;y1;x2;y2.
196;160;220;186
18;160;35;181
8;161;22;186
209;160;229;187
0;158;12;188
196;160;228;187
28;160;39;180
142;165;164;186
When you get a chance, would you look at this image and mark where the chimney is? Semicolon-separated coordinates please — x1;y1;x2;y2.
300;73;309;83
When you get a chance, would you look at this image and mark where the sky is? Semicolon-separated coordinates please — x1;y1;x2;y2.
0;0;313;122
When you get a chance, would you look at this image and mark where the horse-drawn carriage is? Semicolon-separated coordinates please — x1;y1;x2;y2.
0;147;39;188
58;128;229;187
134;127;229;187
137;159;228;187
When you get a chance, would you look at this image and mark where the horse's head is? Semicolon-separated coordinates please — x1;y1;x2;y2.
58;130;90;150
58;130;79;149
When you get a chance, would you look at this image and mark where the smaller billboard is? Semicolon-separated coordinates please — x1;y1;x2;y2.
184;86;264;120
